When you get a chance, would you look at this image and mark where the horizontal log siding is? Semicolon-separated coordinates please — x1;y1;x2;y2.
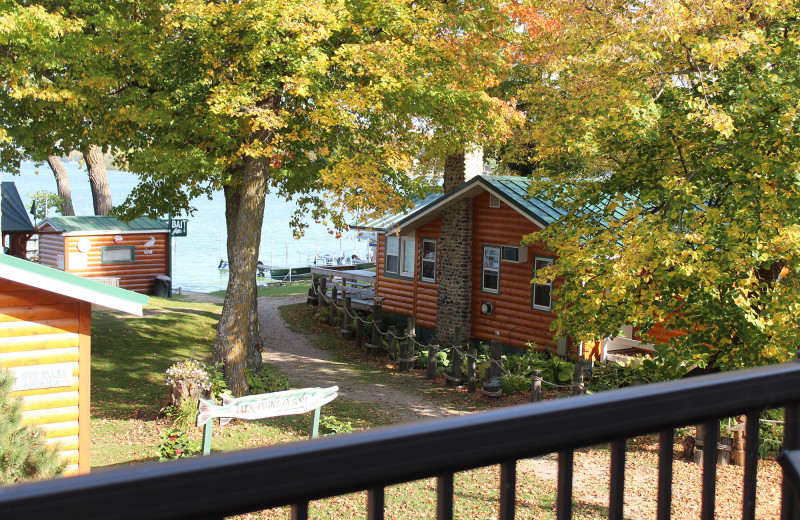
0;280;90;476
375;234;414;317
412;220;441;330
471;192;559;351
38;232;65;270
63;233;169;294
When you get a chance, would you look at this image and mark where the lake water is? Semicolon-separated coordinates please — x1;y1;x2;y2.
10;161;373;292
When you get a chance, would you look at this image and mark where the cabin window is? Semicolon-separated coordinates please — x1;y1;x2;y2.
421;239;437;283
481;246;500;293
101;246;135;264
532;256;554;311
400;237;415;277
385;236;399;274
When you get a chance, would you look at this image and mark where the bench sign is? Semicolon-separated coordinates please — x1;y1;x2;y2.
9;363;74;392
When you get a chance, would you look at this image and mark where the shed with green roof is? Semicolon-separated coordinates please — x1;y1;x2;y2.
37;216;169;294
0;253;147;476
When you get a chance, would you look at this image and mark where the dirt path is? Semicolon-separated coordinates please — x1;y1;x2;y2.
256;295;461;423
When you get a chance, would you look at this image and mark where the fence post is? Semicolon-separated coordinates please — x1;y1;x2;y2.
341;297;354;340
355;314;365;349
490;340;502;380
531;369;542;402
399;332;414;372
388;326;397;360
427;344;439;380
365;302;382;355
307;275;319;306
571;361;585;396
446;347;463;387
467;347;477;393
329;285;338;327
319;277;328;312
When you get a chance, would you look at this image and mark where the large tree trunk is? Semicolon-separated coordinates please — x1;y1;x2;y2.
82;144;112;215
46;156;75;216
214;158;269;396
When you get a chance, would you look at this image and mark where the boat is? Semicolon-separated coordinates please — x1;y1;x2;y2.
217;260;311;280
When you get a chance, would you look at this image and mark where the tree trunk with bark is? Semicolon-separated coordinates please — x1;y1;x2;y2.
82;144;112;215
214;157;269;396
46;156;75;216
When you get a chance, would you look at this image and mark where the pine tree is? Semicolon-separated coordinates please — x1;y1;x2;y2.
0;370;65;484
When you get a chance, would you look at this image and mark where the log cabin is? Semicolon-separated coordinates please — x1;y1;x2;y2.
37;216;169;294
1;182;36;259
356;175;659;360
0;253;147;475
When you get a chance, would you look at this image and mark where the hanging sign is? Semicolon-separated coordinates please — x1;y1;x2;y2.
170;219;188;237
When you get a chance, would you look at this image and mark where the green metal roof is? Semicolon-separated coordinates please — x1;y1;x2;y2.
41;216;168;234
0;253;148;315
480;176;566;228
351;192;442;231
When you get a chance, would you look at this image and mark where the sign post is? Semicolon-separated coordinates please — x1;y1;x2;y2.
196;386;338;456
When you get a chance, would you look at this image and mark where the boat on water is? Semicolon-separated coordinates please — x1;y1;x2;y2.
218;254;374;280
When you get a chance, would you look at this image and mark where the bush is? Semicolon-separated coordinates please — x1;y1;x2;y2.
0;370;66;483
758;409;784;459
246;364;290;395
157;428;201;460
586;357;662;392
502;348;575;385
319;416;354;435
500;374;530;395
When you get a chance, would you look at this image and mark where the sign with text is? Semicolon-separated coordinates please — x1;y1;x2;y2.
9;363;75;392
197;386;338;426
170;219;188;237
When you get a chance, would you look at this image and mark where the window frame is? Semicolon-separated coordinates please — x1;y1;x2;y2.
532;256;555;311
481;245;501;294
384;236;399;275
101;245;136;265
420;238;437;283
400;236;415;278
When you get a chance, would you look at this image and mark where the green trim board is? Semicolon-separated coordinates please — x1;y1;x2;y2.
0;253;147;316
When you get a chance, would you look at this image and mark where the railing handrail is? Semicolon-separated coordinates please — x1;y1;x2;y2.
2;360;800;519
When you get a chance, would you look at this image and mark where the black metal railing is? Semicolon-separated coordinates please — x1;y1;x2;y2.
3;361;800;520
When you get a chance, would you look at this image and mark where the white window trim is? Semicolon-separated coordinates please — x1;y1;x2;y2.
482;246;501;294
400;236;415;277
420;238;437;283
532;256;554;311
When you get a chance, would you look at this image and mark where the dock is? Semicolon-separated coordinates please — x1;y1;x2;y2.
310;266;376;311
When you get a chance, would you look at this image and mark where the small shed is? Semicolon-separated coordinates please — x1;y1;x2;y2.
0;253;147;475
37;216;169;294
1;182;36;259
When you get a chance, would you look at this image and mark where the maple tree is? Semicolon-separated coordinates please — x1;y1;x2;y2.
502;0;800;373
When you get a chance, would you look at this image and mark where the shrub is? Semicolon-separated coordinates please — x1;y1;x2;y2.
0;370;66;483
157;428;201;460
587;357;662;392
319;416;354;435
500;374;530;395
502;348;575;385
246;364;289;395
758;409;784;459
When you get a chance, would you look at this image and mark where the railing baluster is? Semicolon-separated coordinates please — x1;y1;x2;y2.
437;473;454;520
609;439;626;520
557;450;573;520
291;502;309;520
742;410;760;520
701;419;719;520
656;429;673;520
783;401;800;520
367;487;384;520
499;460;516;520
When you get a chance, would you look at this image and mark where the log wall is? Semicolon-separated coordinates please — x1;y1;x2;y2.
0;279;91;476
470;191;565;352
38;231;169;294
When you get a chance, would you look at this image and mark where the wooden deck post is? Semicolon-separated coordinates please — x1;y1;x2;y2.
427;344;439;380
365;302;382;355
467;347;477;393
341;297;354;340
307;275;319;306
329;286;338;327
531;370;542;402
446;347;463;387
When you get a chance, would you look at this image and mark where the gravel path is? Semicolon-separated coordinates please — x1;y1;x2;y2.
256;295;462;423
